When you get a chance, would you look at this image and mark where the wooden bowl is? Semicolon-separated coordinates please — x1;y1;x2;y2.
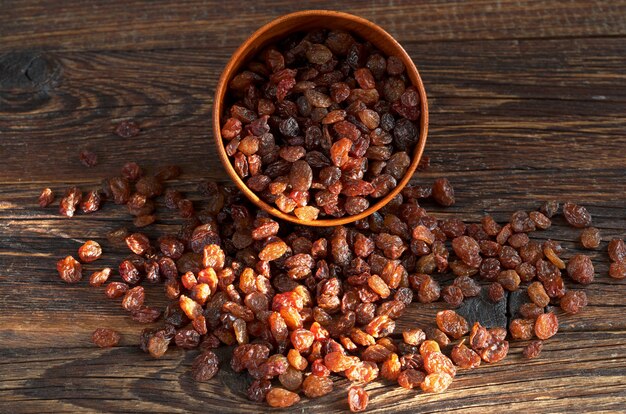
213;10;429;226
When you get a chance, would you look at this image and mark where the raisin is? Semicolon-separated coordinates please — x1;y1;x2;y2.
247;379;272;402
289;160;313;191
402;328;426;346
436;310;469;339
497;269;521;291
523;340;543;359
121;162;143;181
78;240;102;263
480;340;509;363
562;202;592;228
442;285;464;307
59;186;82;217
81;190;102;213
57;256;82;283
566;254;594;284
398;369;426;389
608;239;626;262
147;334;170;358
302;374;333;398
92;328;120;347
105;282;128;298
560;290;588;314
131;306;162;323
529;211;551;230
121;286;145;311
488;282;505;302
108;177;131;204
579;227;601;249
539;200;559;218
509;318;534;340
452;236;481;268
510;211;536;233
125;233;150;255
432;178;455;206
119;260;141;285
79;149;98;167
609;261;626;279
191;350;219;381
453;275;481;297
38;188;55;207
451;341;481;369
527;281;550;307
421;372;453;393
534;312;558;340
89;268;111;287
115;120;140;137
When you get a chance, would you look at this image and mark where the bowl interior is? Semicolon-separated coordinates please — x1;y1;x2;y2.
213;10;428;226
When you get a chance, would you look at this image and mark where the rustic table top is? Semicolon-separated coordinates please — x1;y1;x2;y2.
1;1;626;413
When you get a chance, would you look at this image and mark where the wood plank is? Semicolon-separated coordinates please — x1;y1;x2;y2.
2;0;626;52
1;332;625;413
2;37;625;183
2;1;626;412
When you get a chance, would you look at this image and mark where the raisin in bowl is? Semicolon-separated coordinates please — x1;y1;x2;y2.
213;10;428;226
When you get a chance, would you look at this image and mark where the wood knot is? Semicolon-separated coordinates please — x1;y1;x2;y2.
0;51;61;90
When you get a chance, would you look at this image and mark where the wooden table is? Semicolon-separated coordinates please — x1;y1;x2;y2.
1;1;625;412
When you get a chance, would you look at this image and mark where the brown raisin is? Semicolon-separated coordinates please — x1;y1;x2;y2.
56;256;82;283
523;340;543;359
38;188;55;207
92;328;120;347
562;202;592;228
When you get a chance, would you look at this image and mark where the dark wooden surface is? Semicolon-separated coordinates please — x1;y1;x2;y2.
1;1;626;412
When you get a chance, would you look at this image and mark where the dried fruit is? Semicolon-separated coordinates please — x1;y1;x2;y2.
397;369;426;389
79;149;98;167
115;120;140;137
92;328;120;347
221;31;422;220
302;374;333;398
436;310;469;339
191;351;220;381
432;178;455;206
562;202;592;228
580;227;601;249
566;254;594;284
534;312;559;340
451;341;481;369
347;386;369;412
57;256;82;283
608;239;626;262
266;388;300;408
39;188;55;207
89;268;111;287
421;372;453;393
560;290;588;314
78;240;102;263
523;340;543;359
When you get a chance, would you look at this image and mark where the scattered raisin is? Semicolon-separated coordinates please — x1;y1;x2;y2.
38;188;55;207
78;240;102;263
523;340;543;359
56;256;82;283
92;328;120;347
562;202;592;228
79;149;98;167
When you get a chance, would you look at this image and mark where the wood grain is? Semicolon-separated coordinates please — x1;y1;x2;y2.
1;0;626;52
1;0;625;412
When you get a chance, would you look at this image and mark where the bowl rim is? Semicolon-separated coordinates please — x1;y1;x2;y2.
213;9;429;226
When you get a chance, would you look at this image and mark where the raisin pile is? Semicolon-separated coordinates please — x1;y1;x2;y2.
220;29;425;220
45;159;616;411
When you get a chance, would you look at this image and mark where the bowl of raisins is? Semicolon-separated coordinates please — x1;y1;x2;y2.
214;10;428;226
